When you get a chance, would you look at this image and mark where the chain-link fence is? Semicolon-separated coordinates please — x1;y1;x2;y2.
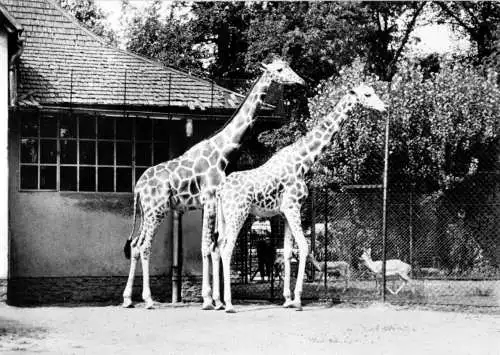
229;170;499;307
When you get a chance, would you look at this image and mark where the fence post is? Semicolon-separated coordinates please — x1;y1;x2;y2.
409;186;414;278
310;187;316;281
323;189;328;290
381;110;390;302
270;228;275;300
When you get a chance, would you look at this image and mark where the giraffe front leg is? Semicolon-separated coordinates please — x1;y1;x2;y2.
140;239;155;309
122;245;140;308
211;248;224;310
201;204;214;310
282;222;293;308
201;244;214;310
283;208;308;311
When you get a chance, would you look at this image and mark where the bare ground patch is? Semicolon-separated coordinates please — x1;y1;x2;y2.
0;302;498;355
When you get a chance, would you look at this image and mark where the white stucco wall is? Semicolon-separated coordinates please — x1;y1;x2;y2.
0;31;9;280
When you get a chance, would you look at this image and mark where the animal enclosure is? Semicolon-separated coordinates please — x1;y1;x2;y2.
229;148;499;308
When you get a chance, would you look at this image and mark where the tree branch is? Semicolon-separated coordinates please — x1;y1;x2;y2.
436;1;476;37
461;2;481;27
387;2;426;78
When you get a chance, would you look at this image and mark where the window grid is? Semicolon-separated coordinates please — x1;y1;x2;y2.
19;113;169;193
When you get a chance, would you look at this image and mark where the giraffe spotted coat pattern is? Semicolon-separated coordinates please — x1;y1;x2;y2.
213;84;387;313
121;58;305;309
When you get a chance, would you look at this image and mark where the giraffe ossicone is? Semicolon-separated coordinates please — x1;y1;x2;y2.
213;83;386;313
121;57;305;309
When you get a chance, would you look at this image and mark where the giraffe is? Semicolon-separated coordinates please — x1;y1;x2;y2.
121;58;305;309
214;84;386;312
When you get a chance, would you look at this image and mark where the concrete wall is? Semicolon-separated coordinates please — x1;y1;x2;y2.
7;114;207;303
0;30;9;301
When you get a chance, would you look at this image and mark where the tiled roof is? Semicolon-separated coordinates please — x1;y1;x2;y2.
2;0;243;110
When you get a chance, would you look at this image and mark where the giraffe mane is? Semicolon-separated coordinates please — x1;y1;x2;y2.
205;75;263;142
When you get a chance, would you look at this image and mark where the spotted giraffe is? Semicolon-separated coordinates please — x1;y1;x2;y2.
122;58;305;309
214;84;387;312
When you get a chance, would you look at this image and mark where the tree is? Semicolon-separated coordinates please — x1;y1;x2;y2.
363;2;427;81
434;1;500;60
122;1;203;74
58;0;116;45
307;59;499;267
190;2;253;88
253;2;427;158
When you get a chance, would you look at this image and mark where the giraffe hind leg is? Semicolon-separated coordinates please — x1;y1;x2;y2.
122;241;141;308
138;217;163;309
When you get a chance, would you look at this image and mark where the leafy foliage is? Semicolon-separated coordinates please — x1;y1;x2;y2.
58;0;116;45
433;1;500;60
122;1;204;74
307;59;499;192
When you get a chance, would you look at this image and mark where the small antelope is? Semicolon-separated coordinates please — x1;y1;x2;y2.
359;248;411;295
308;253;350;292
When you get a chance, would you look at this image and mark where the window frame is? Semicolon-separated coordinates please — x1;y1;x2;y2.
18;110;171;193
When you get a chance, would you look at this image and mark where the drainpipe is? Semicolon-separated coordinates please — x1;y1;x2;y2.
8;35;23;106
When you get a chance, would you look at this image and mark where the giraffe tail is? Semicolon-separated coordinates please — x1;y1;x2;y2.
124;191;140;259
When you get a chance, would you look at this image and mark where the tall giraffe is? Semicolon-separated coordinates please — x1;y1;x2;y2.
122;58;305;309
214;84;386;312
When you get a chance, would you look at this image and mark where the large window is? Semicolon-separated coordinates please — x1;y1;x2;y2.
19;111;171;192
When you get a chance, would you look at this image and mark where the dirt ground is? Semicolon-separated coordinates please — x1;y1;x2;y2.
0;302;498;355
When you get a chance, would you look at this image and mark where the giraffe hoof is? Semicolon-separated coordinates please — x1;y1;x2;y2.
225;307;236;314
122;299;134;308
214;301;225;311
144;299;155;309
202;303;215;311
283;300;293;308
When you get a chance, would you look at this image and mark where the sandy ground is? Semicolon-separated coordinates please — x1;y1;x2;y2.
0;302;498;355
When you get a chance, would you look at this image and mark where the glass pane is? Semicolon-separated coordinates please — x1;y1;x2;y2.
136;118;152;141
153;119;170;141
40;166;56;189
21;138;38;163
80;141;95;165
135;143;152;166
20;165;37;189
98;117;114;139
21;114;38;137
153;142;169;164
79;167;95;191
117;168;132;192
98;141;114;165
60;115;76;138
116;142;132;166
60;166;77;191
98;167;114;192
116;117;133;140
61;140;77;164
40;115;57;137
135;167;147;182
40;140;57;163
79;116;96;138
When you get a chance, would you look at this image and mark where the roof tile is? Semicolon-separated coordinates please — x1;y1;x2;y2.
2;0;243;110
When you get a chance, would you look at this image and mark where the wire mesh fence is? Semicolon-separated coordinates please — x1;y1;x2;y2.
229;171;499;307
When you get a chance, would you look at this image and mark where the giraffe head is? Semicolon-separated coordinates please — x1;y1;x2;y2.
348;84;386;112
260;57;305;86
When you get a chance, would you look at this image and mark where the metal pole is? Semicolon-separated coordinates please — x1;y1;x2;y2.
310;187;316;281
381;110;390;302
172;211;183;303
409;186;413;278
270;224;275;300
323;189;328;290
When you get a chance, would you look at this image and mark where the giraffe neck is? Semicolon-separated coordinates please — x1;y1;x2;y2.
292;93;357;174
212;72;273;157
